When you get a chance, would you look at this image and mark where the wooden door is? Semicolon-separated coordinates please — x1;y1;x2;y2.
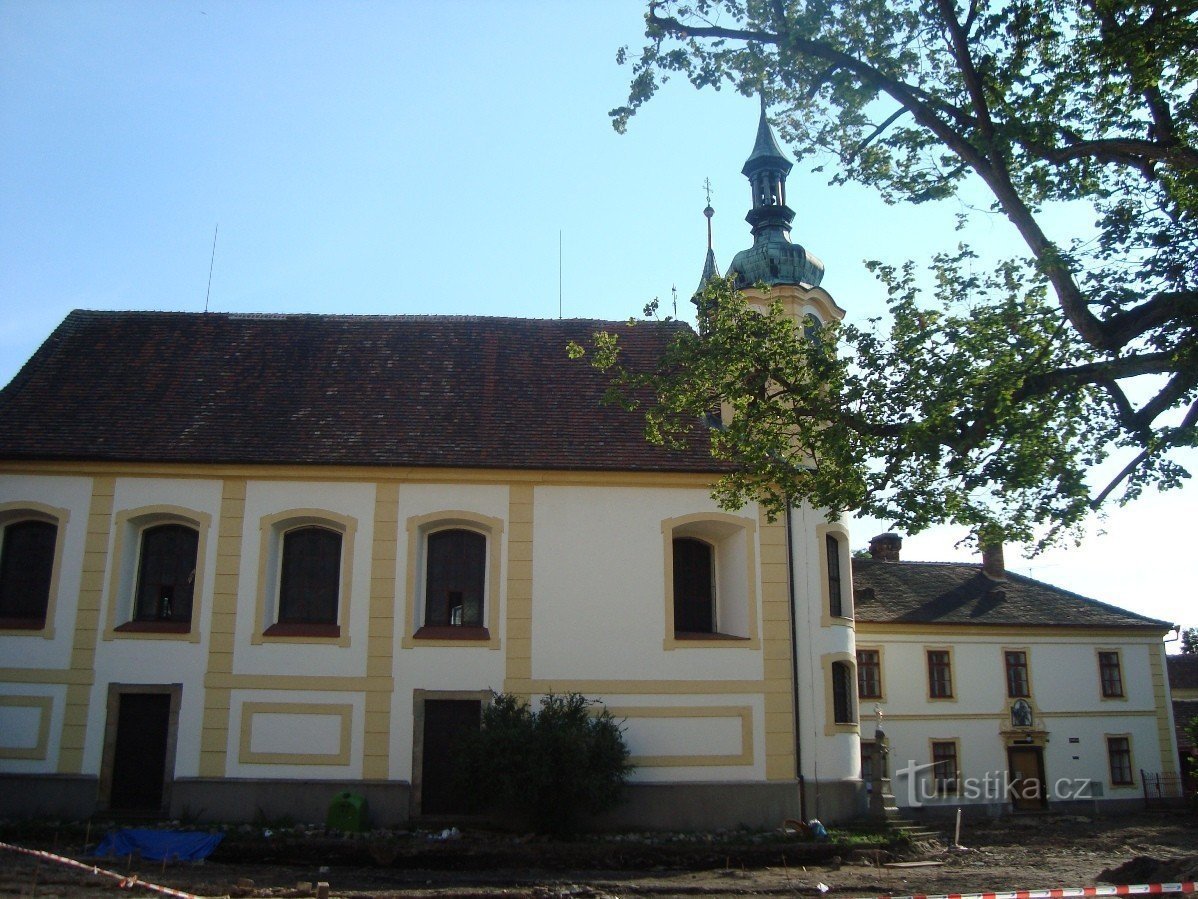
1007;746;1047;810
420;699;481;815
109;693;173;812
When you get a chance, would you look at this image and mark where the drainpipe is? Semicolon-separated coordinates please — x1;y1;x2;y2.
784;503;807;820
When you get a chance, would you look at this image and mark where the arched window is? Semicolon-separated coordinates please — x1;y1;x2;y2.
278;525;342;625
0;519;57;625
672;536;715;635
424;529;486;628
134;524;198;622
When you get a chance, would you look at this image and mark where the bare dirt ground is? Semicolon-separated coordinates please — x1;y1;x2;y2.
2;812;1196;899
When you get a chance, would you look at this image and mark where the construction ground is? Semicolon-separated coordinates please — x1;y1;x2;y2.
1;811;1196;898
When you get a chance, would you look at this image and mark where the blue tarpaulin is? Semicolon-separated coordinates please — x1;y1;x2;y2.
94;829;223;861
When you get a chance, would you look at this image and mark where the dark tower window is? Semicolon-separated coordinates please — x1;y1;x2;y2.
673;537;715;634
832;661;855;723
425;529;486;627
134;524;198;623
826;534;844;617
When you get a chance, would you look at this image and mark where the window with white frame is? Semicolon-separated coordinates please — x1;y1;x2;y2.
256;510;354;642
423;527;486;628
133;523;199;624
404;511;503;645
662;514;757;646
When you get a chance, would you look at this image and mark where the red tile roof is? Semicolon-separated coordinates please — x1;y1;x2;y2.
0;311;725;473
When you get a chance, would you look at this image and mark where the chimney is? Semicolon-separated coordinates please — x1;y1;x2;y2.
869;532;902;562
981;542;1006;580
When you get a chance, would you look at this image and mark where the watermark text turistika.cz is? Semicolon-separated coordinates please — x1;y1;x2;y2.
894;760;1095;805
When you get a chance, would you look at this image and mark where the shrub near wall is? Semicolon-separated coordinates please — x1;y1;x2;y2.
455;693;633;834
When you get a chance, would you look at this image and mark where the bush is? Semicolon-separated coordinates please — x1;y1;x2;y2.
455;692;633;834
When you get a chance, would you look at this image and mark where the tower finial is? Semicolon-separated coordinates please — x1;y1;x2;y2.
703;177;715;253
694;180;721;298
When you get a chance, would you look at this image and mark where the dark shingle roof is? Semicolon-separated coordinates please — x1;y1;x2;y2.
1168;654;1198;690
853;558;1170;630
0;310;724;473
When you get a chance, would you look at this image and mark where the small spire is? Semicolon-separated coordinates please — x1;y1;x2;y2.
696;183;720;295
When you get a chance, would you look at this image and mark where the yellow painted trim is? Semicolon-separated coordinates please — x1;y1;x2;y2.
204;673;390;692
0;668;91;685
58;476;113;773
1096;647;1128;701
252;508;358;647
401;510;504;650
855;622;1170;638
924;646;958;703
1103;731;1137;790
238;701;353;766
741;282;847;324
855;645;886;704
757;508;795;781
0;501;71;639
363;483;398;779
0;460;724;490
504;485;534;695
607;705;754;767
816;523;853;627
661;512;759;650
520;678;776;696
1148;646;1179;777
872;708;1158;722
102;505;212;643
0;694;53;759
822;651;859;737
199;478;245;777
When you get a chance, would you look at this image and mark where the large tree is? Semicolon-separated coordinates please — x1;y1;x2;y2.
591;0;1197;546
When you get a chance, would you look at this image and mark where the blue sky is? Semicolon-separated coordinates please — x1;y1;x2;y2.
1;1;1192;635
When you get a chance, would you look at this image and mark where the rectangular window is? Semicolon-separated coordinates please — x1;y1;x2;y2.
826;534;843;617
1099;651;1124;698
1107;736;1133;785
927;650;953;699
856;649;882;699
932;741;959;795
1005;650;1030;698
832;660;855;724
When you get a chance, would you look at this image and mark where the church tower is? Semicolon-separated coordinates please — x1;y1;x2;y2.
718;103;863;821
725;104;845;329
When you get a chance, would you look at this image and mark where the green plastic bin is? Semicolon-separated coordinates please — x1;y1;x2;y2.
326;790;368;832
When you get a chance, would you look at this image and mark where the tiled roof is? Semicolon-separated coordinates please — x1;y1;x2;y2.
853;558;1170;630
0;311;726;473
1168;654;1198;690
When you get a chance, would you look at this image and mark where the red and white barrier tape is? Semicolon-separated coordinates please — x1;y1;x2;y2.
862;885;1198;899
0;840;207;899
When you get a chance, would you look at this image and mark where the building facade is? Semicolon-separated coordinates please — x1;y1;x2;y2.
0;111;1179;828
854;535;1179;815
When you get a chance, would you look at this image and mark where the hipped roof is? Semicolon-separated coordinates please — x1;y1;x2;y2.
853;558;1171;630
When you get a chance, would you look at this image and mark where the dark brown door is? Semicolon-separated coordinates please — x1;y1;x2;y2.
420;699;481;815
1007;746;1047;810
109;693;172;811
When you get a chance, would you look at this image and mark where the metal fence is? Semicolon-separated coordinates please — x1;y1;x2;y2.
1140;769;1187;809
